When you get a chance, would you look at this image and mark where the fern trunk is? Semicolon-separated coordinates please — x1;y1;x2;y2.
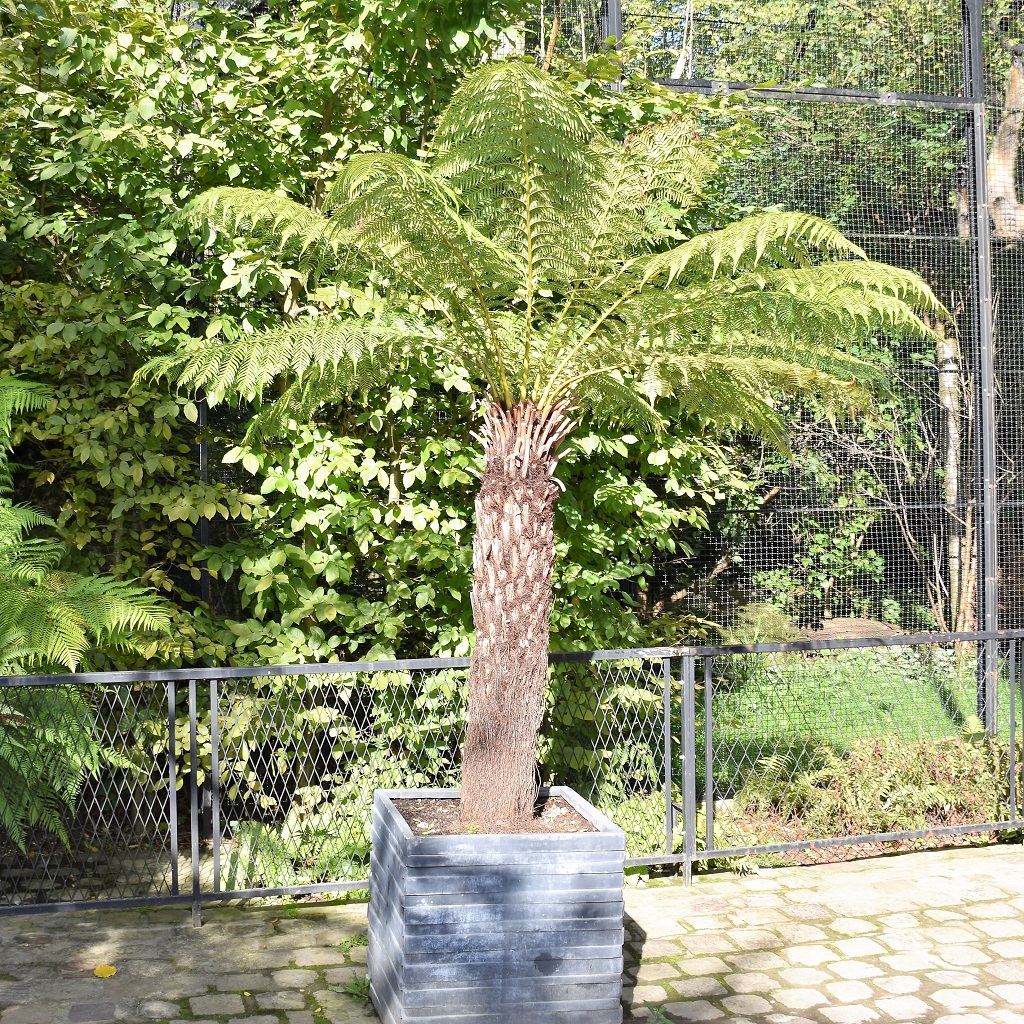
460;400;574;826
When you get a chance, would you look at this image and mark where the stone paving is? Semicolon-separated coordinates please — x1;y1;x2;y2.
0;842;1021;1024
624;842;1024;1023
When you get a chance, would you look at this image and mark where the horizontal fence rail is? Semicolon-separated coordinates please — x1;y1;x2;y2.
1;630;1022;920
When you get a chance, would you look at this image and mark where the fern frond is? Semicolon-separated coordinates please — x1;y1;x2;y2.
431;59;598;351
572;371;666;434
627;115;715;216
176;187;354;279
640;212;867;286
139;309;438;404
0;377;51;490
146;61;940;470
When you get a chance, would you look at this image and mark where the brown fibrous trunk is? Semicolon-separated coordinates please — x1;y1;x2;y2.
459;399;576;828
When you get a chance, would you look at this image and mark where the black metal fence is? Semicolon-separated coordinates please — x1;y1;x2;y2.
2;630;1021;919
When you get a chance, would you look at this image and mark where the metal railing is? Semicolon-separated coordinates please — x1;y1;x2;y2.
1;630;1021;920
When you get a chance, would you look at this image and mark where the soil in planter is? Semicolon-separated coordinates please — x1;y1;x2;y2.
394;796;596;836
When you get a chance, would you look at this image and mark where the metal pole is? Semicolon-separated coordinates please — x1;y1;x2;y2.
602;0;623;91
166;681;179;897
211;680;221;894
662;657;674;856
188;678;202;927
704;657;714;855
198;396;210;609
604;0;622;41
681;652;697;885
965;0;1000;735
1011;640;1019;823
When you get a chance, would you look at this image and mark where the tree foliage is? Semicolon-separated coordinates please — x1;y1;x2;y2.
148;61;942;455
0;0;524;661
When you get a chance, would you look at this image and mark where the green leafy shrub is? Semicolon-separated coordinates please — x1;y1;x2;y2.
733;735;1014;839
0;378;169;851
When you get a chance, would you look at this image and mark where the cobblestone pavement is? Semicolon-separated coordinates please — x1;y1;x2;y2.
0;843;1021;1024
624;842;1024;1023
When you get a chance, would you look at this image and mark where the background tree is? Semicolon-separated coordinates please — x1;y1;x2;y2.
0;0;522;662
146;61;942;824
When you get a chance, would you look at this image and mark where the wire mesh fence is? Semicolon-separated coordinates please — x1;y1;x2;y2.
0;680;176;907
0;653;679;911
623;0;967;95
692;636;1023;867
520;0;1024;659
2;634;1021;914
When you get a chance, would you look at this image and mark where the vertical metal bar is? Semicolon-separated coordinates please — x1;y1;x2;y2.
603;0;622;41
211;679;221;894
166;681;179;897
965;0;1000;735
198;397;210;609
681;652;697;886
704;657;714;855
602;0;623;91
1008;641;1018;822
188;678;202;927
662;657;673;857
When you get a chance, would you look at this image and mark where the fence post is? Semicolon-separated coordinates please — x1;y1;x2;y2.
964;0;1000;735
681;651;697;885
601;0;623;93
662;656;673;857
1011;640;1019;824
211;679;221;895
166;681;179;898
704;657;714;856
603;0;622;41
188;678;202;927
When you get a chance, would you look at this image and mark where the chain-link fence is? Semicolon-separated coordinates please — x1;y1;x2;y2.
689;634;1023;870
0;652;676;914
2;632;1021;916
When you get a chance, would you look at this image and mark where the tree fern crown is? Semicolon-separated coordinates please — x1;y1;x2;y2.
143;61;946;451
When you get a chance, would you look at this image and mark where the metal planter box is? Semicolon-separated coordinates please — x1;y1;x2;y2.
368;786;625;1024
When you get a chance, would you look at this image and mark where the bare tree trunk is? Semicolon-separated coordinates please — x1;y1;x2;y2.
934;317;963;627
989;48;1024;239
541;0;562;72
460;400;575;827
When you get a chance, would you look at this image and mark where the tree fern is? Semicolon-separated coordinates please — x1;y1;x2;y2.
145;62;943;824
149;66;943;445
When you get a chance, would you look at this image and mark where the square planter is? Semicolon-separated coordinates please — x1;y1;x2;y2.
368;786;625;1024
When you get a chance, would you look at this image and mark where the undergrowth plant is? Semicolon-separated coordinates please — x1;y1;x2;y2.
0;377;169;851
734;734;1012;839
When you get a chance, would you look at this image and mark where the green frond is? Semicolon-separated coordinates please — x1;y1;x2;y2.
241;353;408;442
640;212;867;286
572;372;666;435
0;379;162;852
176;187;353;278
139;310;437;405
0;503;56;547
615;272;935;358
626;115;716;216
432;61;597;300
329;152;522;299
754;261;949;317
0;377;51;490
0;684;127;851
148;60;940;466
